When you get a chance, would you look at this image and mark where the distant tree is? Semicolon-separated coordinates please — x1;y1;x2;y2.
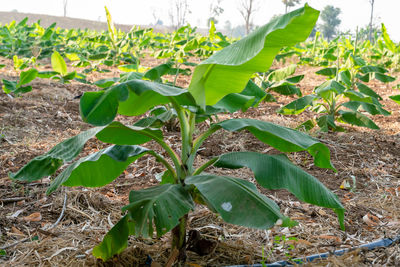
168;0;191;29
223;20;232;35
368;0;375;42
207;0;224;27
319;5;341;41
63;0;67;17
282;0;301;14
238;0;258;35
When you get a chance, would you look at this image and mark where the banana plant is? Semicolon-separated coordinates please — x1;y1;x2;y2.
279;45;394;132
10;5;344;264
48;51;77;83
2;68;38;96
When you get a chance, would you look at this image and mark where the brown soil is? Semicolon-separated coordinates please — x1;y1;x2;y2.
1;54;400;266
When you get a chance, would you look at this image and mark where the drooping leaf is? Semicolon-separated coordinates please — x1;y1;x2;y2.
277;95;316;115
389;94;400;105
188;5;319;107
267;64;297;82
186;175;296;229
339;110;379;129
122;184;194;238
315;80;345;100
339;70;351;87
47;145;152;194
216;118;334;170
342;101;390;116
94;78;119;88
315;67;337;77
96;121;163;145
214;152;345;229
374;72;396;83
9;127;104;182
269;82;302;96
93;215;134;261
360;65;388;74
356;82;382;100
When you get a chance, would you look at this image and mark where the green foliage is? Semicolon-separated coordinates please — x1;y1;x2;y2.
2;68;38;96
10;5;345;264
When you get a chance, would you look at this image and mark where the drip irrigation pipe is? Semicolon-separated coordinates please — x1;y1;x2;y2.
226;235;400;267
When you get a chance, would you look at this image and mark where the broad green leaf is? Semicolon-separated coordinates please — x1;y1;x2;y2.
356;82;382;100
93;215;134;261
122;184;194;237
47;145;151;194
339;110;379;129
315;67;337;77
80;87;127;126
315;80;345;101
216;118;334;170
285;74;304;83
2;79;17;94
9;127;104;182
117;80;196;117
374;72;396;83
94;78;119;88
344;90;373;103
296;119;315;131
360;65;388;74
267;64;297;82
277;95;316;115
51;51;68;76
144;62;173;81
342;101;390;116
212;93;255;113
96;121;163;145
186;175;296;229
214;152;345;229
389;94;400;105
17;68;38;87
13;85;33;95
37;71;59;79
339;70;351;87
270;82;302;96
188;5;319;107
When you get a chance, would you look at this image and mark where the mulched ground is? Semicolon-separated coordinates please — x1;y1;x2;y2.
1;53;400;266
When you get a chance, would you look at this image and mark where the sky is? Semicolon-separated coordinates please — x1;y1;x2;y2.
0;0;399;41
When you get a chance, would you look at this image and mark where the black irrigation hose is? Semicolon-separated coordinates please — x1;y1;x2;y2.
226;235;400;267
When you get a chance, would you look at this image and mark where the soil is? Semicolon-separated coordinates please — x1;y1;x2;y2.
0;12;400;267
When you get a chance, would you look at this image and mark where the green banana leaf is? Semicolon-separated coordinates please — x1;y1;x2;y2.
216;118;334;170
188;5;319;107
214;152;345;229
47;145;153;194
122;184;194;237
186;175;297;229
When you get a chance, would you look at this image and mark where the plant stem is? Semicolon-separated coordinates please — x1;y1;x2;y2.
187;125;221;168
171;214;188;264
193;157;218;175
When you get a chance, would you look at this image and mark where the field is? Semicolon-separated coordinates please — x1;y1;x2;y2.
1;7;400;266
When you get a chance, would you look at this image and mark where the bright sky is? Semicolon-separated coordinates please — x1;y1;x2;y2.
0;0;399;41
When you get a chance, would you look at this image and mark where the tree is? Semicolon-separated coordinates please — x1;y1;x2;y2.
368;0;375;42
282;0;301;14
63;0;67;17
208;0;224;26
168;0;191;29
238;0;258;35
319;5;341;41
